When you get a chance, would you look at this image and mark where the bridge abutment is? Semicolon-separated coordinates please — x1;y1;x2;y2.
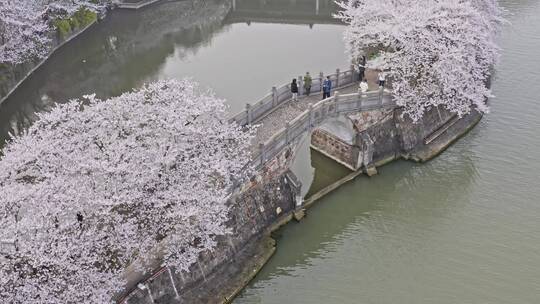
310;105;483;174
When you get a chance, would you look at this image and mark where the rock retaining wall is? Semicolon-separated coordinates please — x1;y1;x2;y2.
311;128;356;170
312;105;483;170
119;144;302;304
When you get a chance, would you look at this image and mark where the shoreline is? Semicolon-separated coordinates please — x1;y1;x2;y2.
218;108;483;304
0;8;109;106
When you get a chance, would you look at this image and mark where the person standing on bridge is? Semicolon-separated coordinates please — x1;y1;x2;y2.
303;72;312;96
291;78;299;102
358;55;366;81
359;77;369;94
378;71;386;88
322;76;332;99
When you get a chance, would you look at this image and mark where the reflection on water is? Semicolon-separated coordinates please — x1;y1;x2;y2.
304;149;351;198
0;0;344;149
280;145;479;272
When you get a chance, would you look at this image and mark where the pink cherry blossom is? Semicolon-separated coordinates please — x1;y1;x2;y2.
0;0;108;64
336;0;504;121
0;79;254;303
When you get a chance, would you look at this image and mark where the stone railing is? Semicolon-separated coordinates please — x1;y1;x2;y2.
228;67;358;126
250;89;395;169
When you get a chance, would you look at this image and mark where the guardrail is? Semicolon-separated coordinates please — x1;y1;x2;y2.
228;67;359;126
250;89;395;169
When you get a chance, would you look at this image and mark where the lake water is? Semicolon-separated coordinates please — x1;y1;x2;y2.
0;0;347;148
1;0;539;303
236;0;540;303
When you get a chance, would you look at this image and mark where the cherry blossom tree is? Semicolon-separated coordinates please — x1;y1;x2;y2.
0;79;254;303
0;0;108;64
336;0;504;121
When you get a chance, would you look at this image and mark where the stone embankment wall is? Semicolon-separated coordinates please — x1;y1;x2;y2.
311;105;483;170
311;128;356;170
119;144;303;304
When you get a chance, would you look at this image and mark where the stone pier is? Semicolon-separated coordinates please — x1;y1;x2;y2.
310;104;483;173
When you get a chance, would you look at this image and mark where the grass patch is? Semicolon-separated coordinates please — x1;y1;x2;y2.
53;7;97;39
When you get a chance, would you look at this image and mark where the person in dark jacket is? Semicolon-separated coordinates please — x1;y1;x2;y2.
322;76;332;99
358;55;366;81
291;78;299;101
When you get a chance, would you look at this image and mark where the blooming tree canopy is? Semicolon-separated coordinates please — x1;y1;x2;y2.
0;79;254;303
336;0;504;121
0;0;108;64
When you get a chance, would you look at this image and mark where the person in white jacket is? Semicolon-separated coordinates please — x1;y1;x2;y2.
378;71;386;88
359;78;369;94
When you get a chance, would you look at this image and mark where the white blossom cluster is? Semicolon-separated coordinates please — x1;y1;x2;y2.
336;0;504;121
0;0;108;64
0;79;254;303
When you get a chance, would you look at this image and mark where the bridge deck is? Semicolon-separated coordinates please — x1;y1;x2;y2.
252;69;380;148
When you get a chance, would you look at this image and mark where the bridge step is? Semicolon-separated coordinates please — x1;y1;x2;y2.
424;115;460;145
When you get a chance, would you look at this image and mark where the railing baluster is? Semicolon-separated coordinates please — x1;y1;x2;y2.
246;103;252;125
285;122;291;144
272;86;277;107
333;91;339;116
259;142;265;167
361;90;367;110
308;105;314;130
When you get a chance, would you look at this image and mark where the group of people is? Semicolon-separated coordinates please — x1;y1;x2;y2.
358;55;386;93
290;55;386;102
289;73;335;102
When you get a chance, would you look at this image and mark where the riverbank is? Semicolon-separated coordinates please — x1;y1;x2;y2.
0;1;138;105
214;104;484;304
113;80;484;303
0;19;101;106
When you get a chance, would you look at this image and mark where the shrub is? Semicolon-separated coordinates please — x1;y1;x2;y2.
53;18;72;39
53;7;97;39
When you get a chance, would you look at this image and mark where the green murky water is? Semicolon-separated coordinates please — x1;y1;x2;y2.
1;1;539;303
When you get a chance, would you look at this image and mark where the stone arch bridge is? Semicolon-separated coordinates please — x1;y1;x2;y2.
117;66;395;304
229;67;395;175
117;64;475;303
